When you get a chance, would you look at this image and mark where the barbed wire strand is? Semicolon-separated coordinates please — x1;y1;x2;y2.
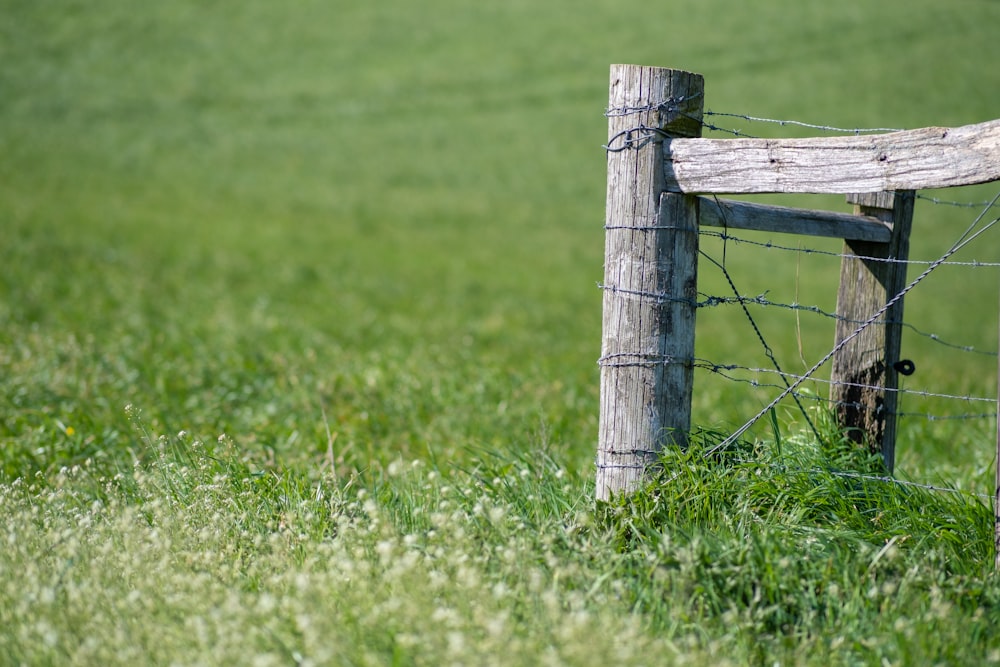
895;412;996;421
917;193;1000;210
658;456;993;500
700;229;1000;267
731;459;995;500
702;195;823;442
702;110;904;135
704;191;1000;458
604;93;703;119
823;469;993;500
702;362;995;404
698;292;998;357
698;362;997;421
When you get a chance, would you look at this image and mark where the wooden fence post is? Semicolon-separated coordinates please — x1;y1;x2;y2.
596;65;704;501
830;191;915;471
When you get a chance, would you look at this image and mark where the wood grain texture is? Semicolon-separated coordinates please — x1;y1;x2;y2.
829;191;915;472
664;119;1000;194
698;197;892;242
597;65;703;501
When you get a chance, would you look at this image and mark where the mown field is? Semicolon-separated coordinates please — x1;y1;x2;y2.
2;0;1000;664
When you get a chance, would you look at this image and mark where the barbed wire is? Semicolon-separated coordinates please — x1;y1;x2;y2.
605;106;1000;231
657;450;994;500
917;193;1000;210
700;229;1000;267
597;282;697;307
698;362;996;423
702;110;904;136
598;354;995;420
894;412;997;421
600;264;996;358
734;460;995;501
704;191;1000;456
698;291;998;356
604;105;1000;236
695;118;758;138
603;125;672;152
604;107;1000;218
599;103;1000;499
604;93;703;119
698;203;1000;361
697;361;856;406
821;469;993;500
698;211;823;441
596;352;688;369
701;361;995;404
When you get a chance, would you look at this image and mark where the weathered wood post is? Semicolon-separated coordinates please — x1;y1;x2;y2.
596;65;704;501
830;191;915;471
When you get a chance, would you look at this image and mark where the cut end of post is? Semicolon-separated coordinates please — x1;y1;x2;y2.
606;65;705;140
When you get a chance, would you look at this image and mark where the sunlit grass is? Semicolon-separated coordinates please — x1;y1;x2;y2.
3;0;1000;663
1;417;996;665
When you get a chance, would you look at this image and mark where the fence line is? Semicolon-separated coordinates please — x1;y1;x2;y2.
597;65;1000;509
703;191;1000;455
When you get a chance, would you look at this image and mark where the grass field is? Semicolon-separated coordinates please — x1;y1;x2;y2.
3;0;1000;664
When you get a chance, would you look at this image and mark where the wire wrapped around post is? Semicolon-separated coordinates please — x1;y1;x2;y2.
596;65;704;501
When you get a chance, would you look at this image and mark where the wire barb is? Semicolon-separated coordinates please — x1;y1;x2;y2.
697;288;998;357
604;92;703;118
702;110;903;136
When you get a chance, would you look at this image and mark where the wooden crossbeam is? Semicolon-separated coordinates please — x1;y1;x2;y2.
665;119;1000;194
698;197;892;242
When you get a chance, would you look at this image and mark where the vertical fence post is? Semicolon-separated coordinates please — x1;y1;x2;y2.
830;191;915;472
596;65;704;501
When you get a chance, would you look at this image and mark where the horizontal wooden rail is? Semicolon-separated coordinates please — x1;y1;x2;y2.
698;197;892;242
665;119;1000;194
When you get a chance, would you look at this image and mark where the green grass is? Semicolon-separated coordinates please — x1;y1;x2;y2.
2;0;1000;663
2;421;996;665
